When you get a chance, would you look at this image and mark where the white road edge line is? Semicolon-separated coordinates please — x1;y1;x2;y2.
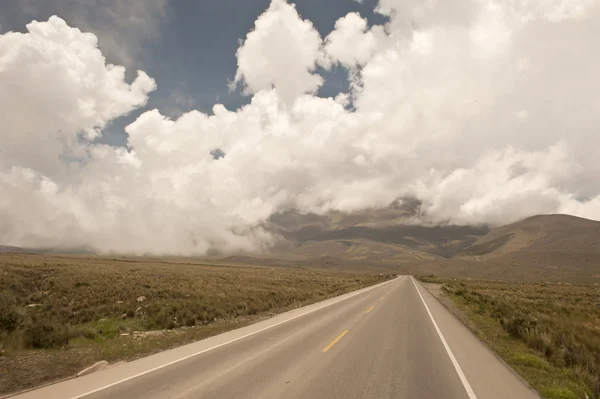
411;277;478;399
68;277;400;399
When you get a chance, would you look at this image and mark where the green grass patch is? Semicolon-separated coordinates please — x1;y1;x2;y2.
511;353;550;370
539;386;577;399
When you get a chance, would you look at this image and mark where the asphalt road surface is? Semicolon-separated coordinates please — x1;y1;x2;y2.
14;276;540;399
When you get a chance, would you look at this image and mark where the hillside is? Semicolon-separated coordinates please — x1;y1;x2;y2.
3;210;599;282
0;245;28;253
460;214;600;258
0;245;94;255
268;210;600;259
266;203;490;261
258;211;600;282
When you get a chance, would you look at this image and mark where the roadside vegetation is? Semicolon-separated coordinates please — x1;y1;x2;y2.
0;253;392;395
418;275;600;399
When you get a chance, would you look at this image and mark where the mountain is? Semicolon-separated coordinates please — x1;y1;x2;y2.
449;214;600;281
460;214;600;258
3;208;599;282
268;207;600;260
0;245;29;253
266;206;489;261
257;209;600;282
0;245;95;255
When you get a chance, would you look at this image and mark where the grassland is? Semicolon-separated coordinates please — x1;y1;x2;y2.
418;276;600;399
0;254;392;395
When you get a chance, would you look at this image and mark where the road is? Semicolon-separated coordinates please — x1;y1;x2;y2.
14;276;540;399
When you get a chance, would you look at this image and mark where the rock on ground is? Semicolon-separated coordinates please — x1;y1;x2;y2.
77;361;108;377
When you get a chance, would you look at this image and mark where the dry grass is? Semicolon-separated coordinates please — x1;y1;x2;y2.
0;254;392;395
419;276;600;399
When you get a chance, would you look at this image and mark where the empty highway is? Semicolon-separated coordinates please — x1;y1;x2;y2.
14;276;540;399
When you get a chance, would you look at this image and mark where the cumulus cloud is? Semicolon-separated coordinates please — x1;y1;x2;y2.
232;0;325;104
0;16;155;177
2;0;600;254
323;12;388;68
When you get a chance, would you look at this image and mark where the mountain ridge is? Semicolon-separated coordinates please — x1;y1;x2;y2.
3;214;599;280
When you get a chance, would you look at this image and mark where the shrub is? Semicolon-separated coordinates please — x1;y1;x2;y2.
23;324;69;349
78;327;97;340
0;308;21;333
500;313;538;338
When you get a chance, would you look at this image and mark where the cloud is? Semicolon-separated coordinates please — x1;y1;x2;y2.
505;0;599;22
323;12;388;68
0;16;155;176
410;143;583;225
2;0;600;254
232;0;325;104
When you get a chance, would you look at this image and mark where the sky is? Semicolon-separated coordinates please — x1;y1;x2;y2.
1;0;599;254
1;0;387;146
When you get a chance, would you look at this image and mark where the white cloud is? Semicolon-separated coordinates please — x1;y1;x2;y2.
410;144;581;225
516;109;528;119
0;16;155;177
323;12;388;68
232;0;325;104
375;0;479;35
2;0;600;255
505;0;599;22
470;0;512;57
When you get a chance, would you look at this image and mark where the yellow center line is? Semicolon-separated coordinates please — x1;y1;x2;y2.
366;305;375;313
322;330;349;352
